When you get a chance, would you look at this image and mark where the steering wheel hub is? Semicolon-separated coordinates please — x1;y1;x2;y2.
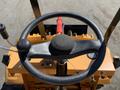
49;34;75;56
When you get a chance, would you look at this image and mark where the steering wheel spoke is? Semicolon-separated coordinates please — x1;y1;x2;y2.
28;41;51;58
71;40;101;55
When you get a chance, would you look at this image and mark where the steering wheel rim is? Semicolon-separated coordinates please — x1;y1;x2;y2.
17;12;106;85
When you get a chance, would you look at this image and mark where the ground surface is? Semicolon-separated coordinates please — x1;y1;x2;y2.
0;0;120;89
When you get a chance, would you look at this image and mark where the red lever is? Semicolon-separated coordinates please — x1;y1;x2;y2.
56;17;63;34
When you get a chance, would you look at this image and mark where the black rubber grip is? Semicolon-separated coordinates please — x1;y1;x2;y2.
0;23;9;39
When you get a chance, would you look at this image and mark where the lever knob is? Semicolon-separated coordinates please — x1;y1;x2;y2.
0;23;9;39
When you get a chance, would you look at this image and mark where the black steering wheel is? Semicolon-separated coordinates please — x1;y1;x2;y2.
17;12;106;85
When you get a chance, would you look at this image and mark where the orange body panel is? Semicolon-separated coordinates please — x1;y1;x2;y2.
6;34;115;90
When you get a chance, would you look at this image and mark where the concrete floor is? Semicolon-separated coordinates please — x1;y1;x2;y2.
0;0;120;89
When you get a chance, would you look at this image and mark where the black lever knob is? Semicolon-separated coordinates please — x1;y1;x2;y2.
0;23;9;39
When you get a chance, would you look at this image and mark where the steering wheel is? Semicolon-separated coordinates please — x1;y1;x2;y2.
17;12;106;85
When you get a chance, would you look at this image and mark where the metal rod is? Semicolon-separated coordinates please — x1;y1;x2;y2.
30;0;46;39
56;62;67;76
104;8;120;45
6;39;16;46
56;61;67;90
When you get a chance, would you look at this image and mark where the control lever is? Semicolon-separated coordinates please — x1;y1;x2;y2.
0;23;9;39
0;23;15;46
104;8;120;45
67;30;72;36
56;17;64;34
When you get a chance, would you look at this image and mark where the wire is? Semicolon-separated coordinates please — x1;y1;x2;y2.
0;45;18;52
6;39;16;46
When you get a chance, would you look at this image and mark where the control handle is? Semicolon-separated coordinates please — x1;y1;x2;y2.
0;23;9;39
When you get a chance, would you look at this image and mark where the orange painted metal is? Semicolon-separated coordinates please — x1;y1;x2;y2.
6;34;115;89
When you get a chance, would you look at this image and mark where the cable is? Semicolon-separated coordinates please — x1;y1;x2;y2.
0;45;18;52
6;39;16;46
